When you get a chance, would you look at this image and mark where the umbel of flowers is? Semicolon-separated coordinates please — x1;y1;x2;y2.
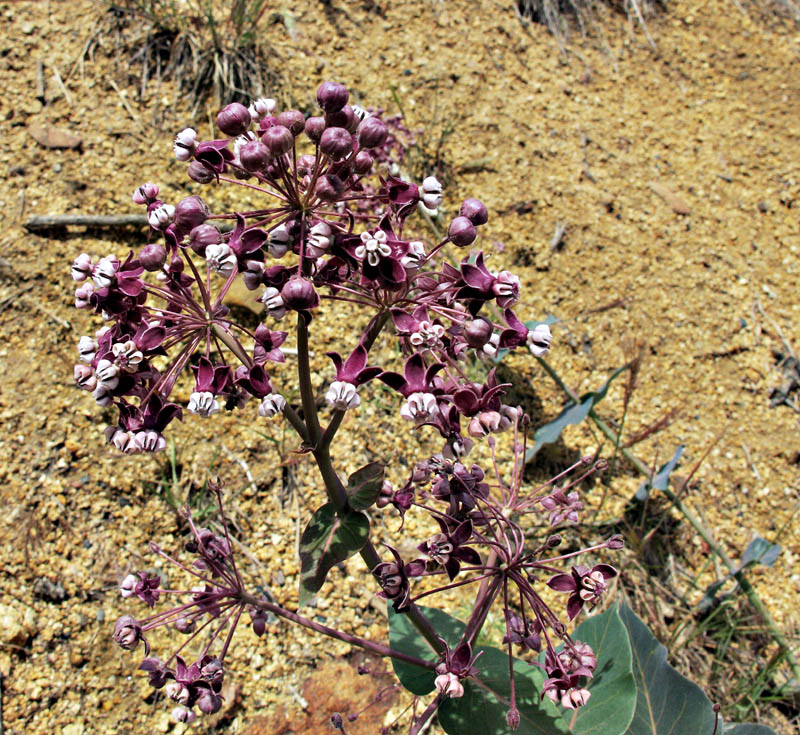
73;82;620;730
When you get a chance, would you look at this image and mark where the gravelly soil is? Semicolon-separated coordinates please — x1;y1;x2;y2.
0;0;798;733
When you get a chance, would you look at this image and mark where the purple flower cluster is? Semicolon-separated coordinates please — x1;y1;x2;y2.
71;81;551;458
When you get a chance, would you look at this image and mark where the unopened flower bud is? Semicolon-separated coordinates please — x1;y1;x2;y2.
239;140;270;172
326;104;357;131
460;198;488;225
319;127;353;161
258;393;286;418
277;109;306;136
606;534;625;550
464;317;493;348
304;116;326;143
174;616;196;634
316;81;349;112
330;713;345;730
197;689;223;715
71;253;93;281
187;160;216;183
546;534;562;548
217;102;251;137
507;708;521;731
315;173;345;202
174;196;209;231
139;243;166;271
353;150;373;175
188;224;221;255
448;216;477;247
262;125;294;157
357;116;388;148
132;182;159;204
281;277;319;311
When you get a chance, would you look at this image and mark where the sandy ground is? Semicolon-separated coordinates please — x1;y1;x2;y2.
0;0;798;733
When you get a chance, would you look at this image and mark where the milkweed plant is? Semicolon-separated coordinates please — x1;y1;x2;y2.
71;82;628;733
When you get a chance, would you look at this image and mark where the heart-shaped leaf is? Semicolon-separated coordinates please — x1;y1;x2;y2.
388;605;464;695
526;364;630;461
568;602;636;735
298;503;369;606
346;461;384;511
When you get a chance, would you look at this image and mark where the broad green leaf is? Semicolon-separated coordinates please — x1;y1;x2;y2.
526;364;631;461
568;603;636;735
740;536;781;568
619;601;717;735
635;446;683;501
723;725;777;734
298;503;369;606
388;605;464;695
346;461;384;511
439;646;569;735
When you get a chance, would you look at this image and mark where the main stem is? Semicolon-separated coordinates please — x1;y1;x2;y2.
293;302;444;656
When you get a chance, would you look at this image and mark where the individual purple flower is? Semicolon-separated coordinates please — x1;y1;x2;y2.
503;612;543;653
253;325;288;364
546;564;618;620
139;657;169;688
119;571;162;606
433;641;480;699
372;545;412;612
415;518;481;581
324;344;382;410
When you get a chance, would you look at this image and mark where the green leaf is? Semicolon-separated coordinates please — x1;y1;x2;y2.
723;726;777;734
619;601;717;734
740;536;781;568
526;364;631;461
569;603;636;735
346;461;384;511
298;503;369;606
439;646;569;735
635;446;683;501
388;606;464;695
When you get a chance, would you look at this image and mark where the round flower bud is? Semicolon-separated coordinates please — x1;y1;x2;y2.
188;224;221;255
175;195;209;231
315;174;345;202
261;125;294;157
216;102;251;137
353;150;373;175
188;160;216;184
325;105;356;131
464;317;493;348
296;154;317;176
281;277;319;311
277;109;306;136
448;216;477;247
304;116;326;143
197;690;223;715
316;81;349;112
139;243;166;271
132;182;159;204
459;198;488;226
319;127;353;161
239;140;271;172
606;534;625;550
357;116;388;149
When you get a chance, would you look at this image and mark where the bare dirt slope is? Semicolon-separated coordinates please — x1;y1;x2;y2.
0;0;798;733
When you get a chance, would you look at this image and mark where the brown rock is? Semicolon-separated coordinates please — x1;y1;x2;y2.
28;124;82;149
648;181;691;215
